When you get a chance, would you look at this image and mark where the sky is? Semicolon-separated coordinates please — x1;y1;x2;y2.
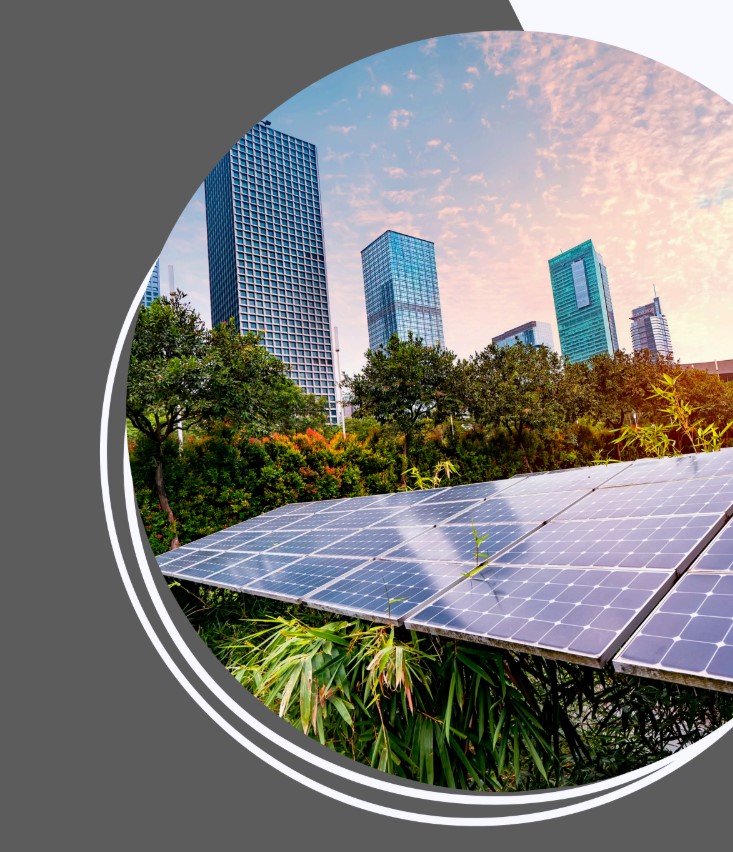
157;31;733;378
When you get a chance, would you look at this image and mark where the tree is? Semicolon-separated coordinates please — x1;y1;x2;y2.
341;333;459;475
461;343;569;472
584;350;677;432
126;292;322;548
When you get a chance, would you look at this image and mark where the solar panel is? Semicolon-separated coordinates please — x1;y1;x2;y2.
492;514;725;573
155;453;733;688
244;555;369;603
387;523;540;564
600;448;733;488
380;499;485;527
613;571;733;693
689;521;733;572
404;565;675;666
322;526;429;558
456;491;590;525
416;478;524;503
558;475;733;521
303;558;468;622
501;463;632;496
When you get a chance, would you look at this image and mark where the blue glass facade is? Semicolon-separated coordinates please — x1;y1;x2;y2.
548;240;619;363
141;258;160;308
204;123;337;423
630;296;673;358
361;230;445;350
492;320;555;351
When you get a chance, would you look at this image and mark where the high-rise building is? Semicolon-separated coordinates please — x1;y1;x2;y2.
492;320;556;351
630;294;673;357
548;239;619;363
141;258;160;308
361;230;445;351
204;122;337;423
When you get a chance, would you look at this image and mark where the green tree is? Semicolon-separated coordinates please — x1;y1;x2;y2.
461;343;570;472
126;292;321;548
341;333;459;475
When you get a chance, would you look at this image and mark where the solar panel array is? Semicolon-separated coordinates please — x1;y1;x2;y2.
158;448;733;689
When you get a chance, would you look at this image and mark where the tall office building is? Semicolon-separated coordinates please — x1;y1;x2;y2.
492;320;555;351
361;230;445;351
141;258;160;308
630;294;673;357
548;239;619;363
204;122;337;423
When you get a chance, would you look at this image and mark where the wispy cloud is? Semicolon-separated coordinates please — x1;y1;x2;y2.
389;108;413;129
328;124;356;135
380;84;393;96
384;166;407;179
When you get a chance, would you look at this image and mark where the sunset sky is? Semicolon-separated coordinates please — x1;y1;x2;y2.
157;31;733;377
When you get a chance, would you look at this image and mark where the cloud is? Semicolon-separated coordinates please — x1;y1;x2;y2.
437;206;464;219
462;81;475;92
405;69;419;81
328;124;356;135
466;66;480;77
426;138;442;148
384;166;407;179
382;189;418;204
480;116;491;129
380;84;393;96
421;37;438;54
389;108;413;129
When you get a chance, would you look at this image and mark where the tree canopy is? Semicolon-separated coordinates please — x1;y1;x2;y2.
341;333;459;466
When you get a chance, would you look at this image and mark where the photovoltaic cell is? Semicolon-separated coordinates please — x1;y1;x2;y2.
303;558;468;622
613;571;733;692
387;523;540;564
493;514;724;573
690;521;733;572
558;475;733;521
405;565;675;666
199;552;300;589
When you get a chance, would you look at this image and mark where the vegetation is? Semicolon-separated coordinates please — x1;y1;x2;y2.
128;300;733;790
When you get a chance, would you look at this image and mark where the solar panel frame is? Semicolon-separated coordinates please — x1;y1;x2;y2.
688;520;733;573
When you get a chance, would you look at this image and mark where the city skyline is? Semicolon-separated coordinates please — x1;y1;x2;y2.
156;31;733;377
362;229;445;350
204;123;338;423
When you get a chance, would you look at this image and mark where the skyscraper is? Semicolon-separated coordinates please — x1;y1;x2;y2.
204;122;337;423
141;258;160;308
361;230;445;351
630;294;673;358
548;239;619;363
492;320;556;351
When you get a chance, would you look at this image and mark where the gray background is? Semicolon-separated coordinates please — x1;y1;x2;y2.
7;0;732;847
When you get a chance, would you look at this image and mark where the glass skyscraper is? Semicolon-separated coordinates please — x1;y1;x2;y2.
361;230;445;351
141;258;160;308
548;239;619;363
630;295;673;358
492;320;555;351
204;122;337;423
